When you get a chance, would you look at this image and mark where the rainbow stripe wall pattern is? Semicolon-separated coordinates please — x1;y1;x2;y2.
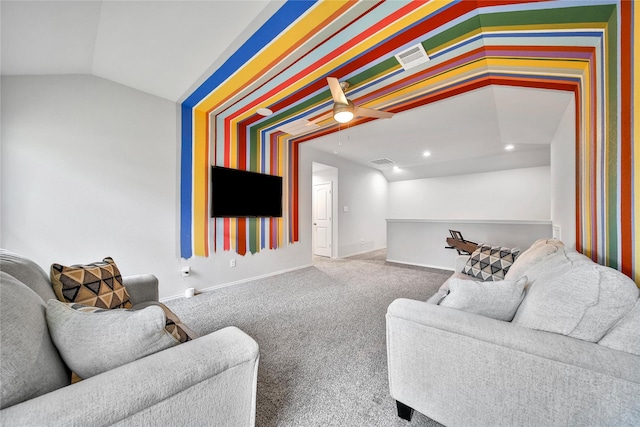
180;0;638;285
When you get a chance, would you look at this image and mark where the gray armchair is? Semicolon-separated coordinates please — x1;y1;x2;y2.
0;249;259;426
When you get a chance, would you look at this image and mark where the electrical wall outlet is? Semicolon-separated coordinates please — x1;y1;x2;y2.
230;259;236;267
360;238;364;245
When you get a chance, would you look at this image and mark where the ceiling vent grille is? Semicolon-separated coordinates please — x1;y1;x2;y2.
395;43;430;70
369;158;395;166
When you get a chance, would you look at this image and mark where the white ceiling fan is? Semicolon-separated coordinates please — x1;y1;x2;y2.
308;77;394;125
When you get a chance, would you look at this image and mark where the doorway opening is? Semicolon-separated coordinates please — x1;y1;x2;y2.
312;162;338;258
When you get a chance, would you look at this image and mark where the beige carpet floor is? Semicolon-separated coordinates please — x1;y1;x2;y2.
166;249;449;427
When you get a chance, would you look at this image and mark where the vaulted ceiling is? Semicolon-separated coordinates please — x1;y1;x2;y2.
1;1;277;102
1;0;578;182
179;0;587;181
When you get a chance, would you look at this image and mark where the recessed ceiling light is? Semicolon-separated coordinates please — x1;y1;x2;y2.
393;166;401;172
505;144;515;151
257;107;273;116
423;151;431;157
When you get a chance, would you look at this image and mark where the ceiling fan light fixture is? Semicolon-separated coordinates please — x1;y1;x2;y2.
333;101;354;123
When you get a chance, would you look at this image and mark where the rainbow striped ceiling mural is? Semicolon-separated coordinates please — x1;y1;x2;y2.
180;0;638;284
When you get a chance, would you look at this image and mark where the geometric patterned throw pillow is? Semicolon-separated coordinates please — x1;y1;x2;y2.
154;303;198;344
50;257;132;309
462;244;520;281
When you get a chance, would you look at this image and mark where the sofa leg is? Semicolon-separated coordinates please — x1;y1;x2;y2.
396;400;414;421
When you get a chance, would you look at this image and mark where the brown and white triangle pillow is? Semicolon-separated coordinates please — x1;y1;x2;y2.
50;257;132;309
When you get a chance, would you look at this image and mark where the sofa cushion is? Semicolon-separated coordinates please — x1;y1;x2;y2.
426;272;476;305
512;263;639;342
0;272;70;409
504;238;564;282
439;276;527;321
45;300;197;379
0;249;57;302
598;299;640;356
50;257;132;309
462;244;520;281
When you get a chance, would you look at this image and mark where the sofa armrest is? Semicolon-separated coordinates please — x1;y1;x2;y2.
0;326;260;427
425;256;470;305
388;298;640;381
122;274;158;304
386;299;640;426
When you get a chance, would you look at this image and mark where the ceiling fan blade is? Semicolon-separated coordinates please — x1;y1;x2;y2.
306;110;334;125
327;77;348;105
355;106;394;119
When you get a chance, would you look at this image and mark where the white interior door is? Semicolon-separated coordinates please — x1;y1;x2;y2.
313;182;332;257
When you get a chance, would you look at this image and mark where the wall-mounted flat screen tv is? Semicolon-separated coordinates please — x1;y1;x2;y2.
210;166;283;218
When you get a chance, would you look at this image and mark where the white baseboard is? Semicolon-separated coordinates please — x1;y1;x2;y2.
385;258;454;272
340;247;387;259
159;263;314;302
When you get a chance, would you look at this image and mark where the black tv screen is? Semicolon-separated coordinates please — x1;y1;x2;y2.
210;166;283;218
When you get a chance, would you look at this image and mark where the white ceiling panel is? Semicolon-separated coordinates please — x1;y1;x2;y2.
92;1;276;101
494;86;574;146
1;1;101;75
304;85;572;181
1;0;277;102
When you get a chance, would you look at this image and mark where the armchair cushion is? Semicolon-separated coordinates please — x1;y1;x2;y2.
0;272;70;409
598;299;640;356
46;300;196;378
513;264;639;342
0;249;57;301
504;238;563;282
439;276;527;321
50;257;132;309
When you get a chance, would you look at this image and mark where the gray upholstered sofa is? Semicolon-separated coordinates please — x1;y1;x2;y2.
0;249;259;426
387;239;640;426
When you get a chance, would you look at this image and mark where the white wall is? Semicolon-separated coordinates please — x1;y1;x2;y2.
1;75;313;299
550;97;576;249
386;166;553;269
387;219;552;270
388;166;551;220
301;147;388;257
2;75;179;297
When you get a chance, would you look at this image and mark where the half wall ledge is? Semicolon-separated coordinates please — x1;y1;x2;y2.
386;219;553;271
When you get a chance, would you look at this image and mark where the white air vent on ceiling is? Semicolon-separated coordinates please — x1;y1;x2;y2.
369;158;395;166
395;43;430;71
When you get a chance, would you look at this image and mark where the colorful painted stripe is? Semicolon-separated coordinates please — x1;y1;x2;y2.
180;0;638;286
